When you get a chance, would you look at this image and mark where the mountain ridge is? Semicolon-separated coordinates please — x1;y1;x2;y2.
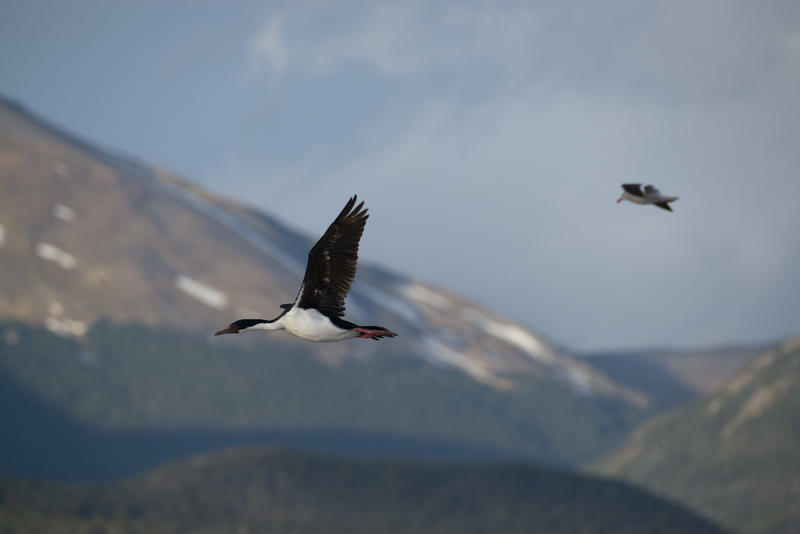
593;334;800;534
580;343;762;411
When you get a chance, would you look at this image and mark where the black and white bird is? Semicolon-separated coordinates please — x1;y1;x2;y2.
616;183;679;212
215;196;397;342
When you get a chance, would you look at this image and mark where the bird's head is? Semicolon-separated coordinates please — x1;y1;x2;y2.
214;319;267;336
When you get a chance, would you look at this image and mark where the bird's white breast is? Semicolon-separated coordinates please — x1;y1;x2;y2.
283;307;358;342
621;192;649;204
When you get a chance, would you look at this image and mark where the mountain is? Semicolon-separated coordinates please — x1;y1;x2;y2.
593;334;800;534
0;95;648;475
581;344;762;411
0;447;729;534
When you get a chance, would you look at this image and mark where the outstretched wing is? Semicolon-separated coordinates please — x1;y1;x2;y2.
295;196;368;318
653;201;673;212
643;184;660;196
621;183;644;197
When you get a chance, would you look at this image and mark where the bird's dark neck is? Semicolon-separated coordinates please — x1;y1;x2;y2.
255;305;293;325
237;315;285;332
236;318;270;329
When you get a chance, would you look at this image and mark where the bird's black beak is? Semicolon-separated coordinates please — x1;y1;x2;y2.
214;325;238;336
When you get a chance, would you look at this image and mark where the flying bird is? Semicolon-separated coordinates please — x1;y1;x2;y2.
617;183;679;212
215;196;397;342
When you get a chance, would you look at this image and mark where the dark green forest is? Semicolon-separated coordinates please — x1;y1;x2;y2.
0;448;727;534
1;320;641;479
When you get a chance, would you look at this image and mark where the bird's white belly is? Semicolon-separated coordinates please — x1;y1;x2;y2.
622;192;649;204
283;308;357;342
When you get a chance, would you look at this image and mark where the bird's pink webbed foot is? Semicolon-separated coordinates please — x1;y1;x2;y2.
354;327;398;340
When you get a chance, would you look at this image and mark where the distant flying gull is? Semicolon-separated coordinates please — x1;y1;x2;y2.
617;183;679;212
215;196;397;342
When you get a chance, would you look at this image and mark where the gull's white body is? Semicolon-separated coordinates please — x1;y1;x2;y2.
617;184;679;211
618;191;650;205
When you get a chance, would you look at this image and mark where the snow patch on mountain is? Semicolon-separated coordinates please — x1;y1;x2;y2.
401;282;586;391
465;310;556;364
356;282;422;325
402;283;453;312
52;203;76;222
175;275;228;310
43;299;87;337
420;336;507;388
49;300;64;316
557;366;593;395
45;316;87;337
36;243;77;269
406;282;554;361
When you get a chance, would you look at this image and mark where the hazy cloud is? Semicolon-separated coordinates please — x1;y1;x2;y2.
245;18;288;79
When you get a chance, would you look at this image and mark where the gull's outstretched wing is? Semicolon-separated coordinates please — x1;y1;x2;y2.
653;202;673;212
643;185;667;200
622;183;644;197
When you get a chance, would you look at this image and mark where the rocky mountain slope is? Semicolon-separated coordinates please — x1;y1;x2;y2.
593;334;800;534
0;447;729;534
0;95;648;471
582;344;762;410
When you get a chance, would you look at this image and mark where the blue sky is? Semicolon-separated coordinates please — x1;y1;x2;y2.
2;1;800;350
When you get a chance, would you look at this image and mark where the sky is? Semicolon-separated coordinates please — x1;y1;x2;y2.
2;0;799;351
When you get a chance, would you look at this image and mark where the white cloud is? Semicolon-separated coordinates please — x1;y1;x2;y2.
245;18;288;79
310;3;427;76
244;2;552;79
246;1;800;103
